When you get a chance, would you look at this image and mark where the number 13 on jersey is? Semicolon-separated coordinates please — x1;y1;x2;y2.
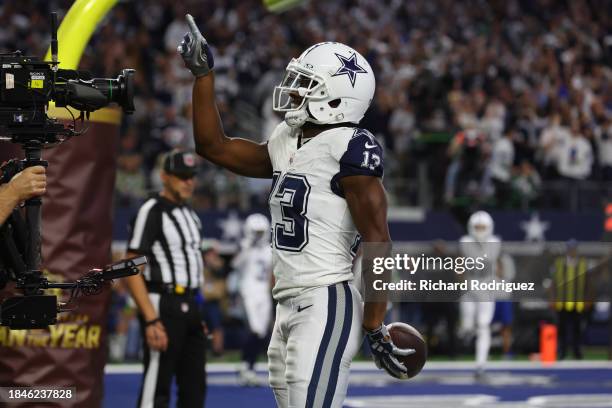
269;171;311;252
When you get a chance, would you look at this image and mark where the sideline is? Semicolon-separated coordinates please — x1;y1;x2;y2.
105;360;612;374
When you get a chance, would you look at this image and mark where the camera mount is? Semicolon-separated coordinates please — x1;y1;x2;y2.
0;12;143;330
1;256;145;330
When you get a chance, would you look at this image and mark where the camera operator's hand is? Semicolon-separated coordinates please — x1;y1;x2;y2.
145;319;168;352
7;166;47;202
177;14;214;77
0;166;46;226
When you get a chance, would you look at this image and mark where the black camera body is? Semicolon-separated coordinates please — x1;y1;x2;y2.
0;51;134;145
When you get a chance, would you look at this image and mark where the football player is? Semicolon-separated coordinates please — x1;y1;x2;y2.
178;14;413;407
459;210;502;379
232;213;273;385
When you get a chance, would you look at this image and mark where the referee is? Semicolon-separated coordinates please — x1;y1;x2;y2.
125;150;206;408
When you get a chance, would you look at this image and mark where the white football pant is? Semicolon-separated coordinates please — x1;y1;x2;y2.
241;285;272;338
460;300;495;369
268;281;363;408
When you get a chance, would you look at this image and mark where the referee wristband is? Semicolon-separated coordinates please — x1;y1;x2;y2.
145;317;161;327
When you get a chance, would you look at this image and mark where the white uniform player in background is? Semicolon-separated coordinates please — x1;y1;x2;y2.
459;210;502;379
179;15;414;408
232;213;273;385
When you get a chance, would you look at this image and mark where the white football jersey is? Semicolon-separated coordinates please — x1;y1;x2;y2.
267;122;383;300
232;243;273;337
459;234;502;281
232;244;273;289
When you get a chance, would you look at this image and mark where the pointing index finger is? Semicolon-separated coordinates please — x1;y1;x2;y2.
185;14;199;34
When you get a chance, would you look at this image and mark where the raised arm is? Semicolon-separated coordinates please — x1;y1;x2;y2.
179;14;272;178
192;74;272;177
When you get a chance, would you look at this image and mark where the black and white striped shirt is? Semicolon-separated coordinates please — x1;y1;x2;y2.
128;194;203;289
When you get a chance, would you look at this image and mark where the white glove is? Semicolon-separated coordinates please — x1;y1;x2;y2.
365;324;415;379
177;14;214;77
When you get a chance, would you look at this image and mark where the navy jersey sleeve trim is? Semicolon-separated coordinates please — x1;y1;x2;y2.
330;167;382;197
330;128;384;198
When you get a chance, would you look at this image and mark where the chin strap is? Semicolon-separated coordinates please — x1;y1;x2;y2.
285;108;349;129
284;107;309;128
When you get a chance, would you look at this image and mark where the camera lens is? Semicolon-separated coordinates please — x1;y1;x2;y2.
118;69;135;114
89;69;135;114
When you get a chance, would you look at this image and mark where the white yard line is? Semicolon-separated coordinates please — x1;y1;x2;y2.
105;360;612;375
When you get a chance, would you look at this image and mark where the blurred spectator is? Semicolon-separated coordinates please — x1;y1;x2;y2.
389;93;416;155
511;160;542;209
115;151;148;207
159;104;191;150
445;127;489;205
557;123;594;180
594;118;612;180
555;123;594;209
480;97;507;142
539;113;571;180
214;172;249;210
489;130;516;207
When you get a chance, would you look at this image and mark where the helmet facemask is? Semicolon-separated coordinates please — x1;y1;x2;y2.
273;59;333;127
273;60;328;111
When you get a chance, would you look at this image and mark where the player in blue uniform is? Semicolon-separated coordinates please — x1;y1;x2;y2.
178;14;413;407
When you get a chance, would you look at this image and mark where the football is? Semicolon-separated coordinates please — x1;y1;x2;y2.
387;322;427;379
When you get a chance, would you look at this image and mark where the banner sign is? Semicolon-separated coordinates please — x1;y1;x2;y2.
0;119;119;408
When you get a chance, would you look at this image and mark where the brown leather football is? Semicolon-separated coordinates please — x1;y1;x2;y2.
387;322;427;379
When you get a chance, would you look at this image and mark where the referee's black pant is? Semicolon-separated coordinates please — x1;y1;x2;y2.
557;310;586;360
137;293;207;408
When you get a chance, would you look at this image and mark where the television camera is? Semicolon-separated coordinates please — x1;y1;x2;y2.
0;13;144;330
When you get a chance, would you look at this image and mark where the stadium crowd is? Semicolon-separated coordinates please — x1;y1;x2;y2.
2;0;611;211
